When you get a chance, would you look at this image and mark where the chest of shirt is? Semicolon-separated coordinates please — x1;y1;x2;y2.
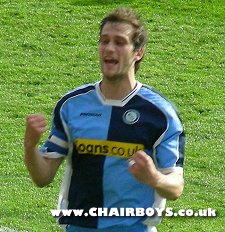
61;93;167;149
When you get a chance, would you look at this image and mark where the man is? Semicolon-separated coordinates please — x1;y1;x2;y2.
24;7;185;232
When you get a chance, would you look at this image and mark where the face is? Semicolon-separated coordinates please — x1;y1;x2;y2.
99;22;141;80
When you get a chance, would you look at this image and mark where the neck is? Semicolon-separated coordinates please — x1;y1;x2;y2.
100;77;137;100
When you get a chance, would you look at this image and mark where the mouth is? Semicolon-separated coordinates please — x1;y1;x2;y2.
103;57;119;65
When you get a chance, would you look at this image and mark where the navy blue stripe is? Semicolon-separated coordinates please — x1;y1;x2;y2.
176;131;185;167
51;127;68;141
108;95;167;150
122;82;138;102
53;85;96;132
59;147;105;228
142;85;185;164
142;84;179;114
44;140;68;155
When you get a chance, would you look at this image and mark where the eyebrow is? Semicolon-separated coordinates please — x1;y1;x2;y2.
100;34;129;41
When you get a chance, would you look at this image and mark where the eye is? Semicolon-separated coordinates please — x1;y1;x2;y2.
116;41;124;46
115;38;127;46
99;37;109;45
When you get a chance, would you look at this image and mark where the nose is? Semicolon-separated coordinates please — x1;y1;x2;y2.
105;41;115;52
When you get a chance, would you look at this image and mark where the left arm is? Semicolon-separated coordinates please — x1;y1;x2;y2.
128;150;184;200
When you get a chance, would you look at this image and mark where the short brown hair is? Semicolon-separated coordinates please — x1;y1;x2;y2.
100;7;148;73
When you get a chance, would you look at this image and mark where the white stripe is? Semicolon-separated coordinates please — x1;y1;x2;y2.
57;105;74;212
159;166;183;175
41;151;65;159
49;135;68;148
0;227;28;232
148;227;157;232
96;81;142;107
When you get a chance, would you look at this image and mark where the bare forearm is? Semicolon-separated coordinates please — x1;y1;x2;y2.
24;114;64;187
24;146;53;187
23;114;51;186
24;147;51;187
128;151;184;200
153;171;184;200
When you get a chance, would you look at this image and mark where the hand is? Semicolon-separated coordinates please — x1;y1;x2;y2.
128;150;161;189
24;114;48;149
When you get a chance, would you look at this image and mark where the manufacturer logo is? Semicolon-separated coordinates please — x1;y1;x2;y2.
80;112;102;117
123;109;140;125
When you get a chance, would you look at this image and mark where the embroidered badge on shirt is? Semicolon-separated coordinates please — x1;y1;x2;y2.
123;109;140;125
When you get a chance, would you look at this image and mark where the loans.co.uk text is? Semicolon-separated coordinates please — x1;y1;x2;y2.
51;207;217;217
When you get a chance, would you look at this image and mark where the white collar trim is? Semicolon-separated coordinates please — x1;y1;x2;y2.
95;81;142;107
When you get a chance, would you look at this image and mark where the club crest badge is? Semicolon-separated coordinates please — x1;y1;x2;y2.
123;109;140;125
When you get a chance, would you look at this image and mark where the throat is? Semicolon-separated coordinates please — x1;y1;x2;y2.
99;80;138;100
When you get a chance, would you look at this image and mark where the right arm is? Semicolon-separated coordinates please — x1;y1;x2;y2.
24;114;64;187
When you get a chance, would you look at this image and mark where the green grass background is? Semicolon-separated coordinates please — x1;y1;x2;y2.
0;0;224;231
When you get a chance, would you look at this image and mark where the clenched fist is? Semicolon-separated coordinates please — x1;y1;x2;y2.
24;114;48;149
128;150;161;189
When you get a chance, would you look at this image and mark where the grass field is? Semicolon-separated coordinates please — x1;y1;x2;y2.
0;0;224;231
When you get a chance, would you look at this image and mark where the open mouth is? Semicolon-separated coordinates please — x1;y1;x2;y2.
104;58;118;65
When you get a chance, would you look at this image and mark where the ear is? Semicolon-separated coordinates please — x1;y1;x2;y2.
134;47;145;62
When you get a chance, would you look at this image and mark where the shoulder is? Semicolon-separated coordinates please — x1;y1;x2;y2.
138;83;183;129
52;82;96;129
56;83;96;107
53;82;97;116
138;84;180;117
139;84;176;109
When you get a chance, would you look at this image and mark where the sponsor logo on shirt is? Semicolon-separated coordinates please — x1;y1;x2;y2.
75;139;144;159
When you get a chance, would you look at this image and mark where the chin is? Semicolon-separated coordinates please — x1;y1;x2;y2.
103;72;116;79
105;76;124;83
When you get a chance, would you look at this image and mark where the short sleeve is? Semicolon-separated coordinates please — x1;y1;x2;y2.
155;105;185;174
39;103;69;158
